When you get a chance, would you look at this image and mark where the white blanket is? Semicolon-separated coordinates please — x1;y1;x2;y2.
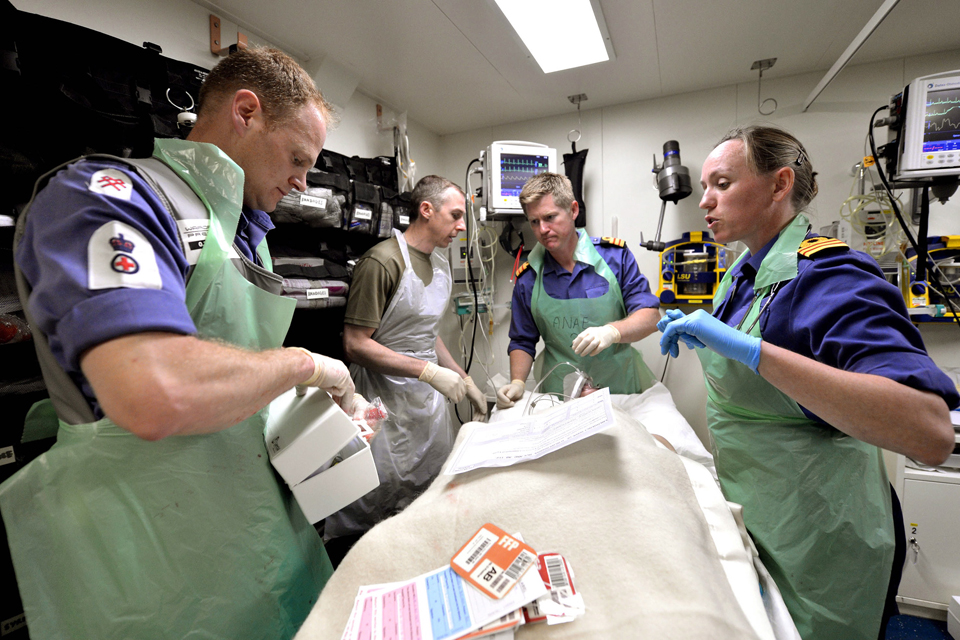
501;383;717;479
297;402;767;640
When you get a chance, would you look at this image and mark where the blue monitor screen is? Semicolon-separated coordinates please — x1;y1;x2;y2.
923;85;960;152
499;153;550;197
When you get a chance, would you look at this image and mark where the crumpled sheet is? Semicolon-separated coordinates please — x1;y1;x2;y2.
296;404;766;640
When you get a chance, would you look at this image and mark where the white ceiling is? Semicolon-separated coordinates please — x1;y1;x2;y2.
200;0;960;136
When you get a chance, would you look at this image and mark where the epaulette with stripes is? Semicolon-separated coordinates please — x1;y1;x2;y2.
798;236;849;258
515;261;531;278
598;236;626;248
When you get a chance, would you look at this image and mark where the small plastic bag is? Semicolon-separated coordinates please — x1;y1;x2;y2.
350;395;389;440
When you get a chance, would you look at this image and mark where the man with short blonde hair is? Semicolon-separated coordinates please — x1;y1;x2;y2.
498;172;660;407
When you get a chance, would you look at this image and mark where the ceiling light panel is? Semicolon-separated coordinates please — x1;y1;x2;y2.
494;0;613;73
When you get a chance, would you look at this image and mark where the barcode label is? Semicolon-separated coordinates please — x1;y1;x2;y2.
305;288;329;300
354;205;373;221
452;527;498;570
545;555;568;588
466;537;492;566
488;549;534;594
398;215;410;225
300;194;327;209
505;549;535;581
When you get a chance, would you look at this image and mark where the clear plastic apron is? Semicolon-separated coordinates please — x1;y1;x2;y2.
0;139;332;640
324;229;453;537
529;230;655;395
697;214;893;640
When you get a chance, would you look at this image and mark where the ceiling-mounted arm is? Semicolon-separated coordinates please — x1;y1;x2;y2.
802;0;900;111
751;58;777;116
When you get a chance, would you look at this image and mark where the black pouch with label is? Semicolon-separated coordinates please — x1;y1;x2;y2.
391;191;413;232
346;181;381;235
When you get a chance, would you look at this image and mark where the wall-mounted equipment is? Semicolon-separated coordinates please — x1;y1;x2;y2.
449;229;483;284
641;140;693;252
891;71;960;181
482;141;556;218
656;232;735;306
901;235;960;322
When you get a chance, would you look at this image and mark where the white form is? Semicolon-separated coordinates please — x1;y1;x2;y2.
444;388;615;476
340;563;547;640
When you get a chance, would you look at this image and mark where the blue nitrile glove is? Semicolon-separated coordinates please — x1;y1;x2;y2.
659;309;762;373
657;309;706;351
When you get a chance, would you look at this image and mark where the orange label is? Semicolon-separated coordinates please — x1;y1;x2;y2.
451;523;537;599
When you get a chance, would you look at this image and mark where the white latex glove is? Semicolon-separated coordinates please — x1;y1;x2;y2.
463;376;488;421
496;379;526;410
419;362;466;403
572;324;621;357
292;348;356;409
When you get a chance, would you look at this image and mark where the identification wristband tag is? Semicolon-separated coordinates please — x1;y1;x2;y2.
523;552;578;624
451;523;537;599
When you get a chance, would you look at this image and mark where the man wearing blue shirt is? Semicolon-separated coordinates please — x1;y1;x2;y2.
497;172;660;407
2;48;354;640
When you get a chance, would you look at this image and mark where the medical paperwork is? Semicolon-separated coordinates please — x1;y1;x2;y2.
445;388;615;475
339;561;547;640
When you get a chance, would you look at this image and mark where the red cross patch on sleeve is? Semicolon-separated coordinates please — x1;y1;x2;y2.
88;221;162;290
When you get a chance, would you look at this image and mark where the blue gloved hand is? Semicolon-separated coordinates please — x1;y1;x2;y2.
658;309;762;373
657;309;706;350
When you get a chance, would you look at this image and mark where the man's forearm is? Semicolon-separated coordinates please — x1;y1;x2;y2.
509;349;534;382
343;324;429;379
82;332;315;439
610;307;660;344
436;337;467;378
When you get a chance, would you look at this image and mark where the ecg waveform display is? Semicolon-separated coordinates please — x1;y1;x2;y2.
923;86;960;152
499;153;550;197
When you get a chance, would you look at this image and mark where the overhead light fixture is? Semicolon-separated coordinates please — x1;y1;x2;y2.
494;0;614;73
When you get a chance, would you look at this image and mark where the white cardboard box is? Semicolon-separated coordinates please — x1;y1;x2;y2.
264;387;379;523
948;595;959;640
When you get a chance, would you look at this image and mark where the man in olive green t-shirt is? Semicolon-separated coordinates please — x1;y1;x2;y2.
326;176;487;539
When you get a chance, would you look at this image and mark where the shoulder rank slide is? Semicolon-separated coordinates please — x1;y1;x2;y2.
798;236;848;258
599;236;626;248
515;261;531;278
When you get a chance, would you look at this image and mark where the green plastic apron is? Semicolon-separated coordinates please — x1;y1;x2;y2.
698;214;893;640
0;139;332;640
529;230;655;395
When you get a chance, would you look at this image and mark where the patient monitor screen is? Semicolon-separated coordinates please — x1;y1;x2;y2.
922;85;960;152
499;153;551;198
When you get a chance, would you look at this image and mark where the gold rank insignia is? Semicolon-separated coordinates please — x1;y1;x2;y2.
515;261;531;278
798;237;849;257
599;236;626;247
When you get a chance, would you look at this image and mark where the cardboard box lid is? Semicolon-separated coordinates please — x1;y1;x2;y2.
292;436;380;524
263;387;359;486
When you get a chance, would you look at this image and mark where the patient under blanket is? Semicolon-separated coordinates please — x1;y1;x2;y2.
297;405;764;640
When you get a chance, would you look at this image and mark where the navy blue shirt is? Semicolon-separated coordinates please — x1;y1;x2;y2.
16;157;271;414
508;237;659;357
715;233;960;419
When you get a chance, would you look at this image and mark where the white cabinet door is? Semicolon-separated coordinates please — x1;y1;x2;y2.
899;478;960;609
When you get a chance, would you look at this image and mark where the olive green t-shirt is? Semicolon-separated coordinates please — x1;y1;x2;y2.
344;235;435;329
